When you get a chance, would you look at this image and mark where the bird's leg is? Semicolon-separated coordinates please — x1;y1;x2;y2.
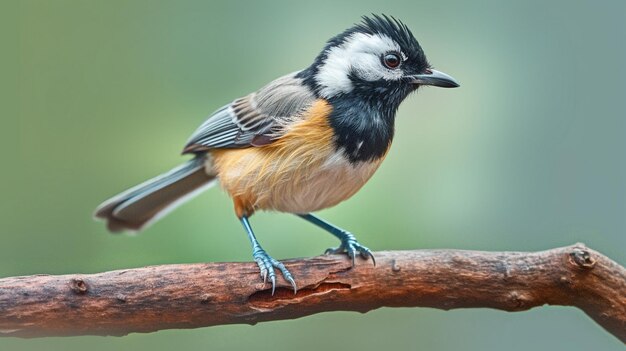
296;213;375;266
240;216;296;295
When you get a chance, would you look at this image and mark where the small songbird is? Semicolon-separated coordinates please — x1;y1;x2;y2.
95;15;459;294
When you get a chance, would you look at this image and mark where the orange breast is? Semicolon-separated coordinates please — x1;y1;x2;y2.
210;100;387;217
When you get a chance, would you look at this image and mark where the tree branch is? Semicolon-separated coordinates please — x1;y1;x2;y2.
0;244;624;342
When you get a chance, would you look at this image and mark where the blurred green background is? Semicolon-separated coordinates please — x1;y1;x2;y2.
4;0;625;350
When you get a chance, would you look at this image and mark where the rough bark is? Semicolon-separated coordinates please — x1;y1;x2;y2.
0;244;624;342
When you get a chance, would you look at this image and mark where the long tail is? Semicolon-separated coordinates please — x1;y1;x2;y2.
94;156;217;233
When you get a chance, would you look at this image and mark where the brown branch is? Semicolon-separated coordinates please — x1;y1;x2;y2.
0;244;624;342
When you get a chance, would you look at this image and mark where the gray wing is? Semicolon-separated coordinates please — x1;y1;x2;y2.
183;72;316;153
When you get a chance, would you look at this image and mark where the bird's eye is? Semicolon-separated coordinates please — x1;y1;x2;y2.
382;52;401;69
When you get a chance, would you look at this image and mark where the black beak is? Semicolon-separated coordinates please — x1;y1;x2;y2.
409;69;460;88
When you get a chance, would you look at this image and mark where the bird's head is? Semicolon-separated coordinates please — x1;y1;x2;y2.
301;15;458;107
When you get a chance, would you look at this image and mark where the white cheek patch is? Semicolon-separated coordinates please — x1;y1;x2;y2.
316;45;354;99
316;33;405;98
351;55;385;81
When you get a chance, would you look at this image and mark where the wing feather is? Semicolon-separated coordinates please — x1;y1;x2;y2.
183;72;316;153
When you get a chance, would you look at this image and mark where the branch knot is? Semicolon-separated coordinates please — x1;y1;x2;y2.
69;278;88;295
569;248;596;270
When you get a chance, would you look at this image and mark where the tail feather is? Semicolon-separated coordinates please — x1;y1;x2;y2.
94;157;216;232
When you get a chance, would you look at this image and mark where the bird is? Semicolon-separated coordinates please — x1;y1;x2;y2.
94;14;459;294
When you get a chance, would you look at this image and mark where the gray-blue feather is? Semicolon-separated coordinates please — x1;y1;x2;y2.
183;72;316;153
94;157;215;232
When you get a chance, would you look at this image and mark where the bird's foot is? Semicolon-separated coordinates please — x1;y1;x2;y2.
252;247;297;295
325;232;376;266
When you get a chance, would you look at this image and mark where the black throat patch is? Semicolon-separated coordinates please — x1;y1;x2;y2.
329;94;396;163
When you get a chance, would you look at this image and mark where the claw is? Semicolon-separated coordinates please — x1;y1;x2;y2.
368;251;376;266
286;276;297;294
349;249;356;267
270;275;276;295
324;232;375;267
255;258;268;283
274;260;298;294
325;246;340;255
252;248;296;295
359;247;376;266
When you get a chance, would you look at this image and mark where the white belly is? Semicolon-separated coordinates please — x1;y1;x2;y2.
262;151;383;213
213;148;384;214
